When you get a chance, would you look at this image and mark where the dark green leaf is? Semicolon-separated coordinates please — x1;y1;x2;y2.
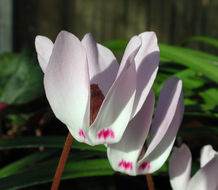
159;44;218;83
199;88;218;111
0;53;43;104
0;158;113;190
184;36;218;48
0;136;106;152
0;150;56;177
179;126;218;136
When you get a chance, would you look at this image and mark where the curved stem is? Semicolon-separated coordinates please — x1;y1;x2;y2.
51;132;73;190
146;174;155;190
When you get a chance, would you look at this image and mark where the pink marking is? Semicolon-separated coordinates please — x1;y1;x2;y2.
118;160;133;170
139;162;151;171
118;160;124;167
79;129;85;140
97;129;114;140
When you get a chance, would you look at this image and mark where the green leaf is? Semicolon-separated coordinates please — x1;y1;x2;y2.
179;126;218;136
0;151;56;177
184;36;218;48
199;88;218;111
0;53;43;104
102;40;128;52
0;158;113;190
159;44;218;83
173;69;205;89
0;136;106;152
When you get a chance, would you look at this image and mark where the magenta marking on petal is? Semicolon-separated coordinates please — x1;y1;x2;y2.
118;160;124;167
97;129;115;140
79;129;85;140
118;160;133;171
97;130;104;139
109;129;115;138
103;129;110;139
139;162;151;171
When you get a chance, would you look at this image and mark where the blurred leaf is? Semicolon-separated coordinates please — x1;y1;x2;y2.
102;40;128;52
184;98;197;106
184;36;218;48
0;150;56;178
0;53;43;104
159;44;218;83
173;69;205;89
34;151;106;171
178;48;218;66
0;136;106;152
199;88;218;111
0;158;113;190
179;126;218;136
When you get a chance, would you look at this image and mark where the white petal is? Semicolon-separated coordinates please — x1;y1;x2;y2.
169;144;192;190
44;31;91;144
131;32;159;117
146;77;183;156
88;43;141;145
35;35;54;73
116;35;141;78
106;90;155;175
96;43;119;95
82;33;119;96
200;145;218;168
137;93;184;174
187;155;218;190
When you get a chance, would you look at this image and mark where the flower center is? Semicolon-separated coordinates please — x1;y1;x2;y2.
90;84;105;125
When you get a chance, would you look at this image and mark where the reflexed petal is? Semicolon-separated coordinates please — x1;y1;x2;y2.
187;155;218;190
96;44;119;95
146;77;183;156
169;144;192;190
107;90;155;175
82;33;119;96
35;35;54;73
131;32;159;117
81;33;98;81
200;145;218;168
138;93;184;174
44;31;90;144
116;35;141;77
88;44;141;145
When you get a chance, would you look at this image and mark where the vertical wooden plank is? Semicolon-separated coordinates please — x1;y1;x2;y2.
36;0;63;41
13;0;37;51
0;0;13;52
13;0;218;51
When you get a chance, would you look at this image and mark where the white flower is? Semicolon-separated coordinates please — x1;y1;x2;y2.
107;77;184;175
169;144;218;190
35;31;159;145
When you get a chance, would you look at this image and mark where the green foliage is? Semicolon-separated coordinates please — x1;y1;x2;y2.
0;136;106;152
0;53;44;104
184;36;218;48
0;157;114;190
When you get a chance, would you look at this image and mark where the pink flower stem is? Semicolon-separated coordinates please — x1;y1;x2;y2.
51;132;73;190
146;174;155;190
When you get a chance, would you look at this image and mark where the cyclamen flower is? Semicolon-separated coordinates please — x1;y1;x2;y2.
107;77;184;175
35;31;159;145
169;144;218;190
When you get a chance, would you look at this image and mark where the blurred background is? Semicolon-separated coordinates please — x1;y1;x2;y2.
0;0;217;190
1;0;218;52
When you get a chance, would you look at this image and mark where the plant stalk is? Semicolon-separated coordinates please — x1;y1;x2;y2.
51;132;73;190
146;174;155;190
